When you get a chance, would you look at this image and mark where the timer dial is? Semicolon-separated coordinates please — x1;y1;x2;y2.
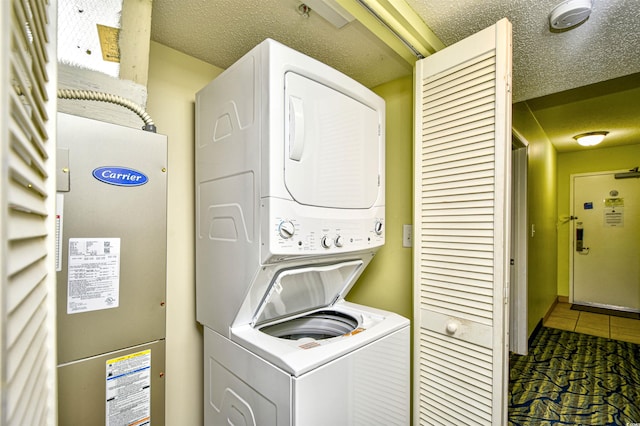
278;221;295;239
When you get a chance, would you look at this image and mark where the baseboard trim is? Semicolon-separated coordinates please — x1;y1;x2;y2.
528;318;543;347
543;296;560;324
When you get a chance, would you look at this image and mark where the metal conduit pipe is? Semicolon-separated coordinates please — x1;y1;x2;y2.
56;89;157;133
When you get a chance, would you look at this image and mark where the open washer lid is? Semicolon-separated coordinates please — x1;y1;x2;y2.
251;260;364;327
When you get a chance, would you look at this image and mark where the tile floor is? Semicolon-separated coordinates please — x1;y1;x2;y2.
544;302;640;344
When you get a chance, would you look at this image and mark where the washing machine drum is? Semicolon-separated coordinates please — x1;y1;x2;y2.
260;310;358;340
251;260;364;336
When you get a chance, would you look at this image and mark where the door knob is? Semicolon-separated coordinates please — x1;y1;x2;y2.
446;321;459;335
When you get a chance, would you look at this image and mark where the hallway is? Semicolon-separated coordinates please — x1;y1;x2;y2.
509;324;640;425
544;301;640;344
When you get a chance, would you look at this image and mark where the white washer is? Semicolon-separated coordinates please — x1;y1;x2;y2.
196;39;409;426
206;285;409;426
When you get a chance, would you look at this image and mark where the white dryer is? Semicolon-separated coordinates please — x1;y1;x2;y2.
196;39;409;426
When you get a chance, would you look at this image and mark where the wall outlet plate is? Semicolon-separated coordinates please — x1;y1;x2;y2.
403;224;412;248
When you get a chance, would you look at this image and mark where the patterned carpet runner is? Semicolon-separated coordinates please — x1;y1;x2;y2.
509;326;640;425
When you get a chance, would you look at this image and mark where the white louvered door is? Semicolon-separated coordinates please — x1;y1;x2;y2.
413;19;512;425
1;1;58;425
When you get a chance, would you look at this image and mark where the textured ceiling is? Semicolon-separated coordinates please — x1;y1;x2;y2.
150;0;411;89
524;72;640;152
406;0;640;102
151;0;640;152
151;0;640;102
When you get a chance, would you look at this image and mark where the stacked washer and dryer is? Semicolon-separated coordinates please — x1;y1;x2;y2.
195;39;409;426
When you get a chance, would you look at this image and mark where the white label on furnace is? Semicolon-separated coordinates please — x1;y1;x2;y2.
106;349;151;426
67;237;120;314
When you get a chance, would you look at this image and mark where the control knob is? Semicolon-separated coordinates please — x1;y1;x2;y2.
374;220;383;235
321;236;333;249
335;235;344;248
278;221;295;239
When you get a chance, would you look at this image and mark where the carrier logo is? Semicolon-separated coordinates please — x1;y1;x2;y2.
92;167;148;187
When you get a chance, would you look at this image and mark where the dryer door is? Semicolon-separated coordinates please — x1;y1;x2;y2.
284;72;381;208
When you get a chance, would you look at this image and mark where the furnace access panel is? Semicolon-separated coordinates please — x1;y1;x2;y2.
56;113;167;425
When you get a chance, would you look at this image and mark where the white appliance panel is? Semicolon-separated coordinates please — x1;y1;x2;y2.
284;72;380;209
205;328;292;426
205;320;410;426
233;301;408;377
262;198;384;261
195;39;386;335
293;326;410;426
196;40;408;426
253;261;363;325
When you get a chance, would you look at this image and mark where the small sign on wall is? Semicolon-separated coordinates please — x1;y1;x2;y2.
604;198;624;227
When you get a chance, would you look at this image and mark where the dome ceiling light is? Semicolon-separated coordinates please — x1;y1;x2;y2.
573;131;608;147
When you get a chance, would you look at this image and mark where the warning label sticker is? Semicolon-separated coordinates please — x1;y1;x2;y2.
106;349;151;426
67;238;120;314
604;198;624;227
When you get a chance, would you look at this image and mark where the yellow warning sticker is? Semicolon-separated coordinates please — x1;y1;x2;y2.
107;348;150;365
97;24;120;63
604;197;624;207
106;349;151;426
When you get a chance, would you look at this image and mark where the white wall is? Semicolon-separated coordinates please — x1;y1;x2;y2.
146;41;223;425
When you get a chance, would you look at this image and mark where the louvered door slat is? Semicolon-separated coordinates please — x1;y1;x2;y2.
2;0;57;424
422;127;494;154
8;177;47;215
424;359;492;398
26;0;50;58
9;117;48;179
422;169;494;186
424;275;493;294
427;279;493;296
424;145;495;167
7;236;47;277
424;63;496;105
414;19;512;425
423;51;495;93
14;1;48;92
425;102;495;134
7;256;47;311
7;324;47;420
424;139;495;162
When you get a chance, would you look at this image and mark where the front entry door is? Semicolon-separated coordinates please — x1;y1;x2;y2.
571;171;640;311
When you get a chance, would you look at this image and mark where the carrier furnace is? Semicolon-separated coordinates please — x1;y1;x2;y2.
196;39;409;426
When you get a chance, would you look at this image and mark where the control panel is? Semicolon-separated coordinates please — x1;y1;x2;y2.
261;198;384;261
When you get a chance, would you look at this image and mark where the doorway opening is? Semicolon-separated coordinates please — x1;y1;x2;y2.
510;131;528;355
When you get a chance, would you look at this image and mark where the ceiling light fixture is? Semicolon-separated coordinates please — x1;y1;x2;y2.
573;131;608;146
549;0;592;31
302;0;354;28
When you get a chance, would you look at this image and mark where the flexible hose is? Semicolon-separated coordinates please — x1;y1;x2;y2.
57;88;157;132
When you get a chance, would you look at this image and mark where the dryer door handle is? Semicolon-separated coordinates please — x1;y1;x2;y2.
289;96;305;161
